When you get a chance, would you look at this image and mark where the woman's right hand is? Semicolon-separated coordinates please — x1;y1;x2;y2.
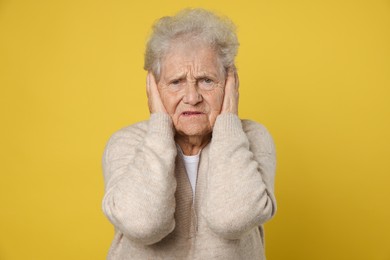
147;72;167;114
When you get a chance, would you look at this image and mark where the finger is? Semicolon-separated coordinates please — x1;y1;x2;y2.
224;67;236;92
149;73;160;97
146;73;151;112
221;67;239;114
234;68;239;90
222;68;235;104
149;73;158;89
235;70;239;108
146;72;167;114
146;73;151;98
146;73;154;113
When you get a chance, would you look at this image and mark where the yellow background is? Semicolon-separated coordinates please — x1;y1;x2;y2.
1;0;389;259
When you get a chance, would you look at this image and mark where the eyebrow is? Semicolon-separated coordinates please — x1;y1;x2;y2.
165;72;186;81
165;71;219;82
194;72;218;79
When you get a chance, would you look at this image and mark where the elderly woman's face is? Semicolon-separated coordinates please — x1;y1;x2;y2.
157;43;225;137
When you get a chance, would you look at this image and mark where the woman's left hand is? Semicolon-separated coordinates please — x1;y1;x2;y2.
221;67;239;115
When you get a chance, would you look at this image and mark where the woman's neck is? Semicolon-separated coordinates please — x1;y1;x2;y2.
175;133;211;156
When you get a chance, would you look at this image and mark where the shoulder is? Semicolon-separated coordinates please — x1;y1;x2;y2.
241;119;271;136
108;120;149;144
241;119;275;155
103;120;150;159
107;120;149;144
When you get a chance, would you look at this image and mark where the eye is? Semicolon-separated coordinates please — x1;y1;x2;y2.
201;78;213;84
169;78;184;87
168;78;184;92
171;79;181;85
198;77;215;90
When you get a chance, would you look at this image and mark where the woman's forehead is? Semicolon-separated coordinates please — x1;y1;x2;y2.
161;45;223;77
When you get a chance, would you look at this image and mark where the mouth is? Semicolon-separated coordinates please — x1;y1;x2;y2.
181;111;204;116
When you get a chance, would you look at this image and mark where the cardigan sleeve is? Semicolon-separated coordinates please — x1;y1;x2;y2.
204;113;277;240
102;113;177;245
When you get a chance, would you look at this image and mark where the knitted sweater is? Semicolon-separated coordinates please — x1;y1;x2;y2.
102;113;277;259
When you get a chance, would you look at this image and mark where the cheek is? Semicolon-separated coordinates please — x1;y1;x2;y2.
161;91;182;114
204;90;224;111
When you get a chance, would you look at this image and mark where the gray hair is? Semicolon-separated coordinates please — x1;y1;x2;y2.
144;8;239;80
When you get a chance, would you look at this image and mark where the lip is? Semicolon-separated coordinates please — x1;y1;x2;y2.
181;111;204;116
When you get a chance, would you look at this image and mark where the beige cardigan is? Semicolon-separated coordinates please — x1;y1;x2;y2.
102;113;276;259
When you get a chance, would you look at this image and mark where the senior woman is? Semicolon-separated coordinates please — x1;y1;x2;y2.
102;8;276;259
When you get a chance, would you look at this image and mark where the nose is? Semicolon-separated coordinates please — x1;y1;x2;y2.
183;82;202;105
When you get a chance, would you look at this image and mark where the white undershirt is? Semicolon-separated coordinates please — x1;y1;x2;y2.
182;153;200;196
177;145;200;197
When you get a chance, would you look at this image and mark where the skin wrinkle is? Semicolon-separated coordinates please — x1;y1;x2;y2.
157;43;226;155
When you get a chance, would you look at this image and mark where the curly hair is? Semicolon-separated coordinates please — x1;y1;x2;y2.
144;8;239;80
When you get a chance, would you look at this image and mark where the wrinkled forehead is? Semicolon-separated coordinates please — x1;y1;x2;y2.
160;39;225;78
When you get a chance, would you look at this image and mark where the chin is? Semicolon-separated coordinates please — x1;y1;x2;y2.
176;125;211;137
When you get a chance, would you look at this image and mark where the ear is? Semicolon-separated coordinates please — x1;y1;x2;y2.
225;66;237;86
149;72;159;88
151;69;160;84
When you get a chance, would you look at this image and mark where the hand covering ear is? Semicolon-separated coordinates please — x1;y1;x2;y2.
146;72;167;114
221;67;239;115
